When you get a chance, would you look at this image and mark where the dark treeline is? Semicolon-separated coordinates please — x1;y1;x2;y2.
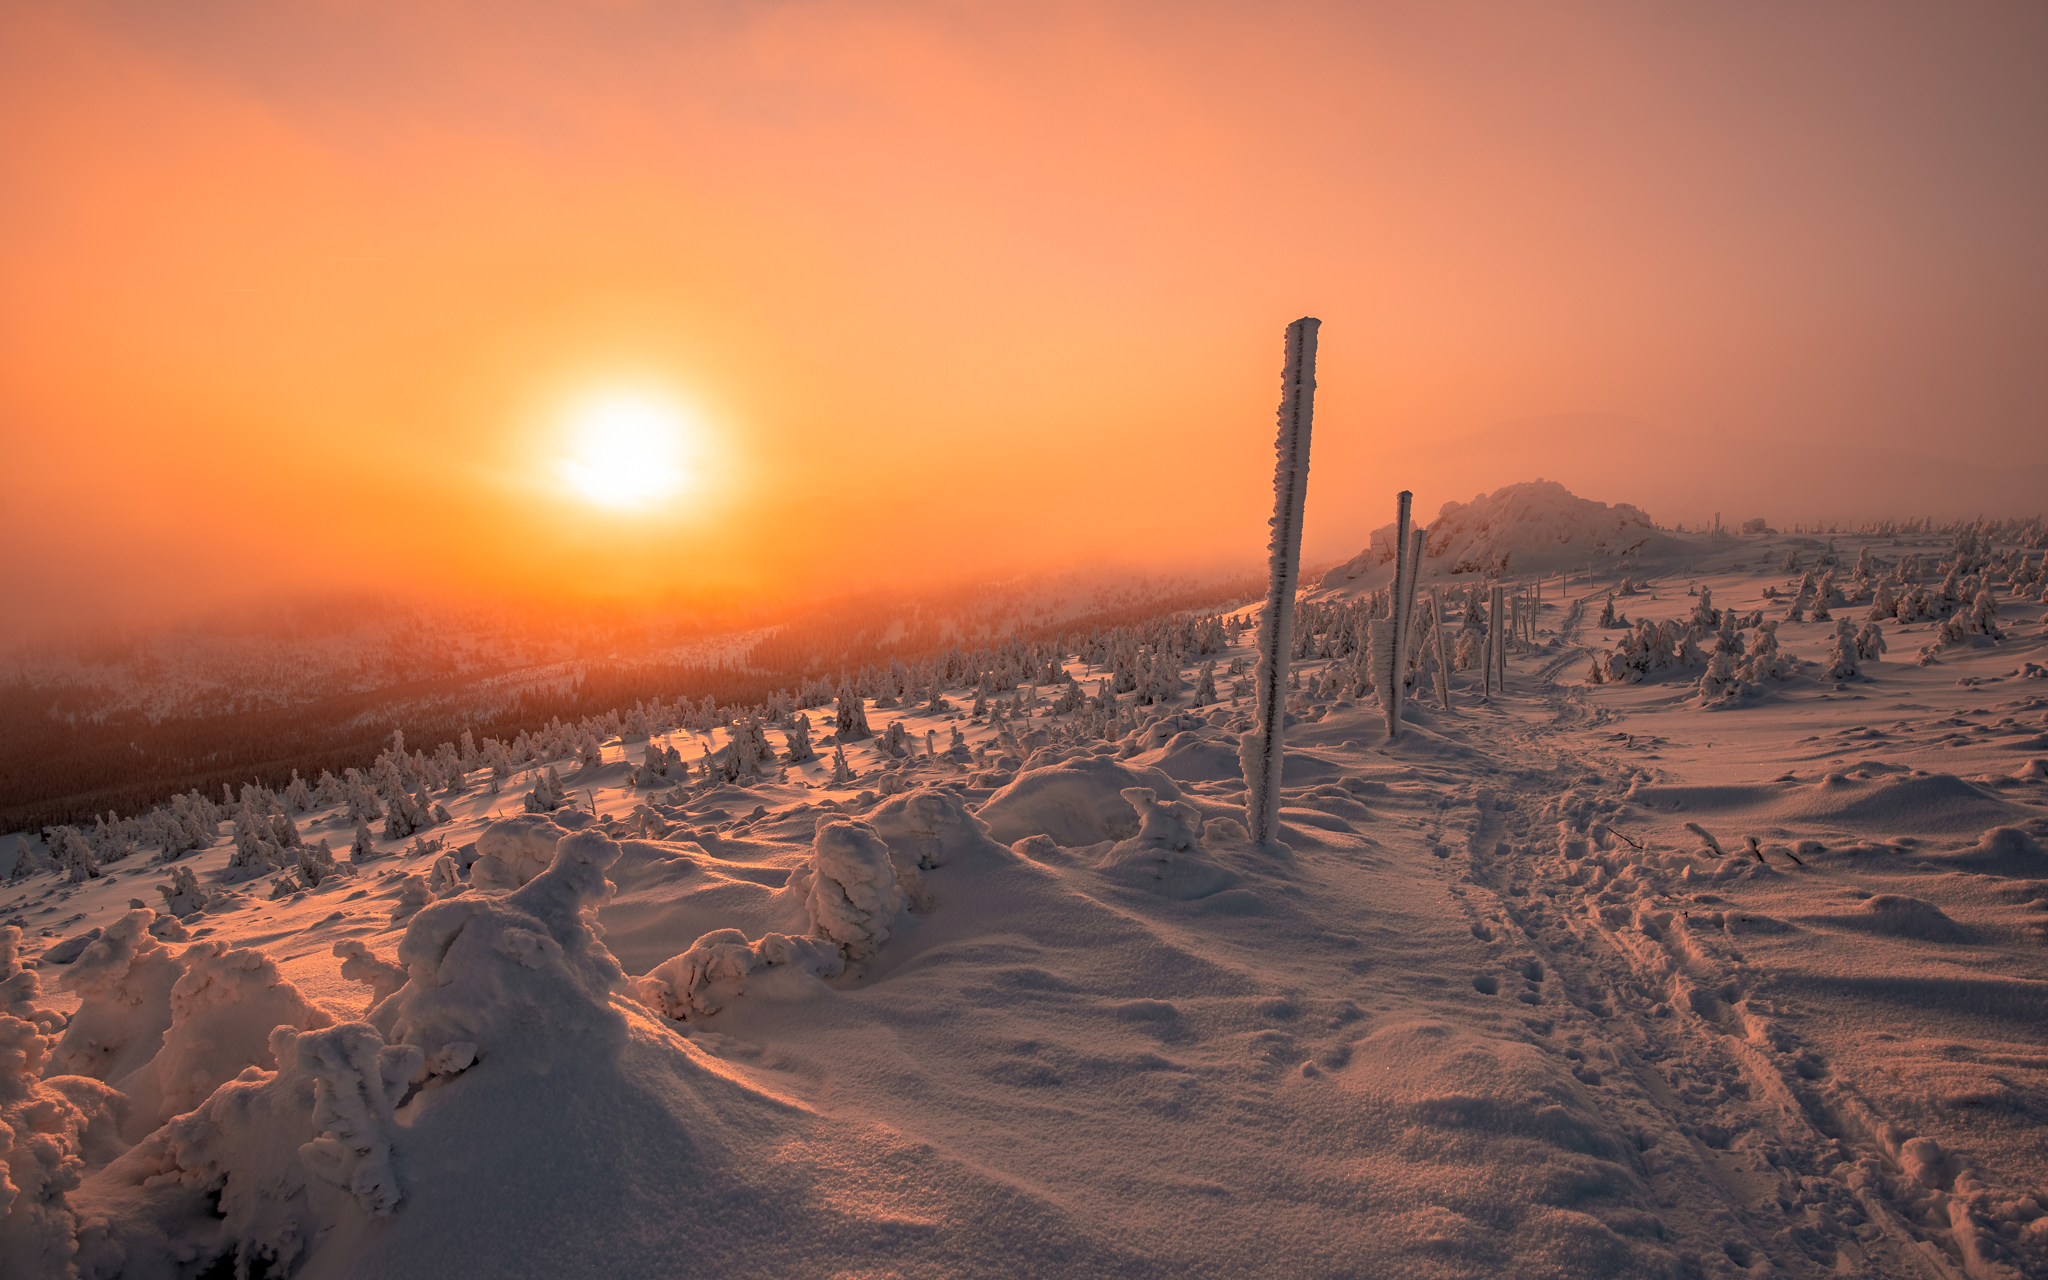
3;572;1262;831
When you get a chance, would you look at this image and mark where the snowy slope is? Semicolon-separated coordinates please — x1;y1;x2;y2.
5;524;2048;1279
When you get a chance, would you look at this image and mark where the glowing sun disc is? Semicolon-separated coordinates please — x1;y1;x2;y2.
556;393;690;509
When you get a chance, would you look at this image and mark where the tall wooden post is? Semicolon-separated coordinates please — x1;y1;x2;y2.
1240;318;1318;847
1384;491;1413;740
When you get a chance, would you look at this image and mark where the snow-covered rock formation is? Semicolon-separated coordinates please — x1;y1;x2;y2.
1321;479;1683;593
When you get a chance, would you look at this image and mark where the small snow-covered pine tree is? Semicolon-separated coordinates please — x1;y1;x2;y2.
1689;587;1719;630
785;712;818;764
8;836;37;883
1822;619;1860;680
52;827;98;883
1143;651;1182;705
836;687;873;740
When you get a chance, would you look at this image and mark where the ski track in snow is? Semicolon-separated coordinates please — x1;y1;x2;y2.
6;535;2048;1279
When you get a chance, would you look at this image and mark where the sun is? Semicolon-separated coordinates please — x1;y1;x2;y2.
555;391;692;510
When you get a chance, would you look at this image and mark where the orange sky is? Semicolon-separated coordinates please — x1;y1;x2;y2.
4;1;2045;629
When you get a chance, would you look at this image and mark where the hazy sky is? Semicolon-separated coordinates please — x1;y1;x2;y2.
4;0;2045;626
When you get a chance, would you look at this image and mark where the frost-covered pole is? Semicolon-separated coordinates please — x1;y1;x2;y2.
1241;316;1319;847
1383;491;1413;739
1493;585;1508;688
1481;584;1498;701
1396;528;1425;725
1430;587;1452;710
1402;529;1425;651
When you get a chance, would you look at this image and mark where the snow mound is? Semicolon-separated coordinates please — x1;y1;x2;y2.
75;828;639;1274
594;840;799;977
469;813;568;892
368;828;628;1073
1320;479;1682;592
50;910;181;1086
1837;895;1969;943
976;755;1187;847
1;926;64;1032
121;940;335;1134
1142;733;1244;784
1096;788;1234;900
2;1014;126;1278
75;1021;418;1277
631;928;844;1022
334;940;410;1009
1780;772;2026;835
76;817;1042;1278
1935;825;2048;875
864;788;1010;871
788;822;905;960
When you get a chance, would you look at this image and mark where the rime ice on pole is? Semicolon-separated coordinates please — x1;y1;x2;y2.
1384;491;1413;739
1239;317;1318;847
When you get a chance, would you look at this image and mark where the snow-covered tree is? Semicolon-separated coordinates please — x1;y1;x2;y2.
1966;589;2001;638
383;789;418;841
1786;571;1814;622
299;839;343;888
830;745;855;786
641;738;671;780
1141;651;1182;705
727;717;776;775
1739;620;1792;682
1688;587;1719;630
158;864;206;915
523;767;570;814
835;687;873;741
8;836;40;883
1822;620;1861;680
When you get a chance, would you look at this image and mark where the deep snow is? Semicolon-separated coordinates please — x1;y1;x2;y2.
4;520;2048;1279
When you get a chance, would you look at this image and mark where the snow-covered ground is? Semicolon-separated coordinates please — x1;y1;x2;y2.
5;521;2047;1279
